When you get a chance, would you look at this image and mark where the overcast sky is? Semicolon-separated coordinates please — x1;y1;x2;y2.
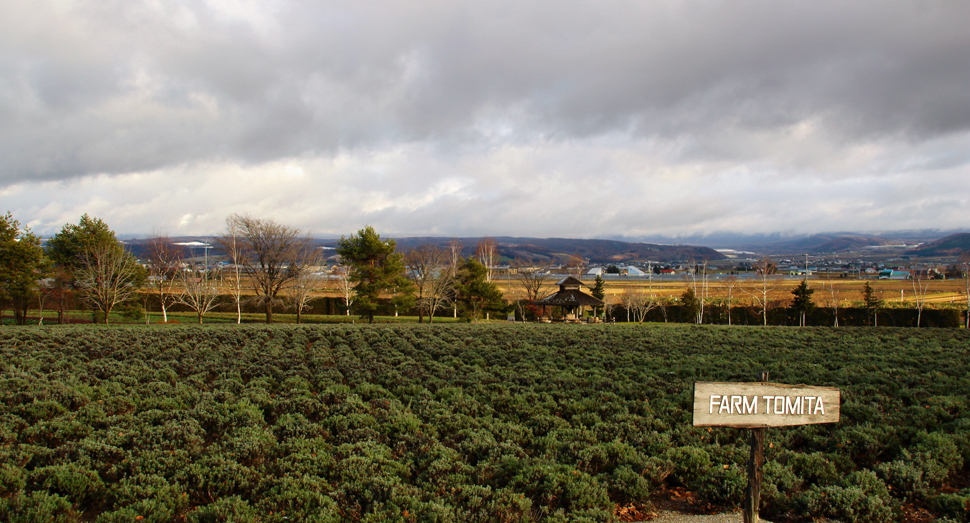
2;0;969;239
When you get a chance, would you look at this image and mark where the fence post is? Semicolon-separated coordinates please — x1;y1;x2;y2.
743;371;769;523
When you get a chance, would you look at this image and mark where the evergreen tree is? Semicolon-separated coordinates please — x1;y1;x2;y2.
453;257;504;321
680;287;701;323
336;226;413;323
790;280;816;326
46;215;144;324
862;281;882;327
45;214;120;273
0;212;49;325
591;274;606;316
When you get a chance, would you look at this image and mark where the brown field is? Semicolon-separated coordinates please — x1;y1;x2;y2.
300;274;968;309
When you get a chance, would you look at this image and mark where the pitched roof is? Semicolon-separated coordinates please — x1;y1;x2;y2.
536;288;604;307
556;276;584;287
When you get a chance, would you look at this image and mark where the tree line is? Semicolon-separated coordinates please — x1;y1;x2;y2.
3;210;970;327
0;212;507;325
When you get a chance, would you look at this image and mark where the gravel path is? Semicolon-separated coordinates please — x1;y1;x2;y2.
650;511;840;523
650;511;757;523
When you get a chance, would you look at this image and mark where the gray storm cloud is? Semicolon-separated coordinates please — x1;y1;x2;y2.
1;0;969;236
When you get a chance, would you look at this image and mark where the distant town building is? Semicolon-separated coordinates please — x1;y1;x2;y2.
878;269;910;280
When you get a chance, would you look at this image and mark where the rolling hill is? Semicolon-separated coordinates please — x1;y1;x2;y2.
906;233;970;256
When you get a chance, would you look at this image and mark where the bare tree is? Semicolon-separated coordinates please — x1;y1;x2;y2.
423;270;454;323
686;260;709;324
604;296;620;323
36;279;56;325
333;265;354;316
216;216;245;324
177;268;221;324
511;259;550;322
910;267;930;327
568;254;587;278
742;257;778;326
961;252;970;328
826;281;840;327
215;214;243;324
144;234;184;323
448;239;463;317
228;214;314;324
724;275;737;326
405;244;451;323
514;259;551;302
286;268;318;324
622;286;657;323
475;238;498;283
75;242;144;324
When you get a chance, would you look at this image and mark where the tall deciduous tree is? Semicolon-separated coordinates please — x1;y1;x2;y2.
475;238;498;283
215;215;245;323
286;250;322;324
144;234;184;323
514;259;550;303
910;267;930;328
74;241;146;323
227;214;315;324
625;286;658;323
332;265;354;315
686;260;709;324
824;281;840;327
47;215;143;324
336;226;412;323
447;239;464;318
0;212;48;325
961;252;970;328
46;214;117;272
743;257;778;326
405;244;451;323
453;257;504;321
568;254;586;278
177;268;221;324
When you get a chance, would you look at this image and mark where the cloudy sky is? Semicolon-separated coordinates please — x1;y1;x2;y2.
2;0;969;240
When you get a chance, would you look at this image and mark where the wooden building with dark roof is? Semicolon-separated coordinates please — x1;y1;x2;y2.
535;276;604;321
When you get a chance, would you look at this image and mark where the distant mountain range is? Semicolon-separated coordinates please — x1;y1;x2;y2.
348;237;722;264
905;233;970;257
118;229;970;262
631;229;968;254
122;236;721;264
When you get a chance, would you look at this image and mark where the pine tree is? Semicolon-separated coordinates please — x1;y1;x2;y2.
453;257;504;321
591;274;606;317
862;281;882;327
0;212;48;325
681;287;701;323
337;226;414;323
790;280;816;326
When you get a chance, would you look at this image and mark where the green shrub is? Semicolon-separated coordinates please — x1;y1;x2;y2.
930;492;970;523
796;484;893;523
663;446;711;487
0;490;78;523
28;463;107;506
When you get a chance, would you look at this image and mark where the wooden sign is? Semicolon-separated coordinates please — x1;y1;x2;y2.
693;381;840;428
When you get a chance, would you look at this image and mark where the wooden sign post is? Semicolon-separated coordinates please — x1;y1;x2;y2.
692;373;840;523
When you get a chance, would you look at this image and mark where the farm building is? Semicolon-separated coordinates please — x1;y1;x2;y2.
536;276;604;322
878;269;910;280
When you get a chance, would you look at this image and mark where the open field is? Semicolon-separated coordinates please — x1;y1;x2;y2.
8;274;965;327
1;324;968;522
